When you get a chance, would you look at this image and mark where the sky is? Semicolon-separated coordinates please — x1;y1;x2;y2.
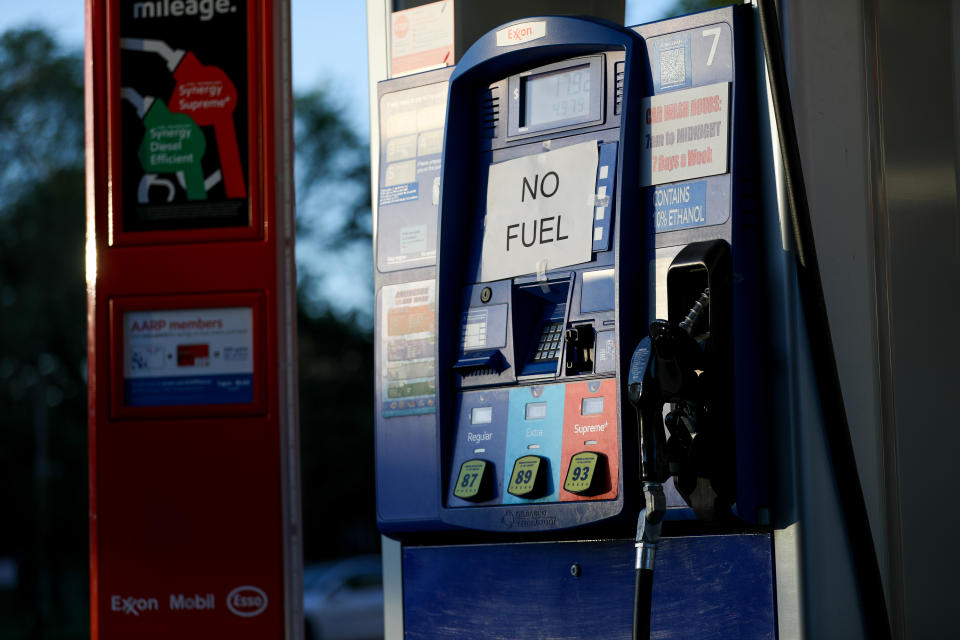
0;0;675;314
0;0;675;133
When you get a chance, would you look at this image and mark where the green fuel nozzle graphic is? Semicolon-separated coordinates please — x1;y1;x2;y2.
121;37;246;199
123;87;208;202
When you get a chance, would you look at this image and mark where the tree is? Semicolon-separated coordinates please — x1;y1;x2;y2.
0;29;87;639
294;87;374;324
293;86;378;561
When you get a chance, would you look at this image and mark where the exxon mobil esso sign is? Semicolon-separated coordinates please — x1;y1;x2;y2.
496;21;546;46
226;585;268;617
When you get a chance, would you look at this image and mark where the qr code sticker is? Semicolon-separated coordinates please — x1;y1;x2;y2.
660;46;686;88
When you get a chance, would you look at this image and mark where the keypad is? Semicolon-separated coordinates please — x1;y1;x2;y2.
533;322;564;361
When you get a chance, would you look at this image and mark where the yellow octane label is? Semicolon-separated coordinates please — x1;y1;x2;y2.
454;459;488;499
564;451;600;493
508;455;543;497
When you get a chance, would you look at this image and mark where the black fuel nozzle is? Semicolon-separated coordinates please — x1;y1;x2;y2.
628;336;668;484
629;339;666;640
630;288;715;640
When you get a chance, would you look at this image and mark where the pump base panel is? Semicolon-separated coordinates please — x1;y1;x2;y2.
402;534;774;639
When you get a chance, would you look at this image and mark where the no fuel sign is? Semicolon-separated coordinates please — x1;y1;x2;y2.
481;141;599;282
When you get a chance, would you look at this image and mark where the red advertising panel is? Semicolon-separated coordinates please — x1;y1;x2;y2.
85;1;299;638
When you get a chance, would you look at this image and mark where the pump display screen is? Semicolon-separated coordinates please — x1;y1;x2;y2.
522;64;593;128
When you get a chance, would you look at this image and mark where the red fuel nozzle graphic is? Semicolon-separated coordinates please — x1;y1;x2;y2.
169;52;246;198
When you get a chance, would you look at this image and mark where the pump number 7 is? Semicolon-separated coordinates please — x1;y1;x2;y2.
702;27;722;66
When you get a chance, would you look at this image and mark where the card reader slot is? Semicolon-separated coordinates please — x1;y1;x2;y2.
453;349;505;374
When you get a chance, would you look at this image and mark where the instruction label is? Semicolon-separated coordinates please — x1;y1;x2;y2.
123;307;254;406
120;0;249;231
378;81;448;272
481;141;598;282
381;281;437;417
654;180;707;232
640;82;729;187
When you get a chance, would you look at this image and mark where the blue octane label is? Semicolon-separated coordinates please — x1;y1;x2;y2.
654;181;707;232
379;182;419;206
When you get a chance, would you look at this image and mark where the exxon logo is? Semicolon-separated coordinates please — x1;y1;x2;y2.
226;585;268;617
496;21;546;47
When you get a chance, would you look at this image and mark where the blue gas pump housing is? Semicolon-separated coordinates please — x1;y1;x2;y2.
375;7;769;539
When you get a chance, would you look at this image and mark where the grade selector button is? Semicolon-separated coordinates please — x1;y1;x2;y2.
563;451;607;495
507;455;547;498
453;459;492;501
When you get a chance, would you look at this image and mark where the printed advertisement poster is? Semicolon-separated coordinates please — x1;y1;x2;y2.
380;281;436;417
377;81;448;272
390;0;454;77
123;306;254;406
119;0;249;231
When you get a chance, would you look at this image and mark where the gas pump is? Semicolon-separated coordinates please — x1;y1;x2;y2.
377;9;764;533
374;6;783;638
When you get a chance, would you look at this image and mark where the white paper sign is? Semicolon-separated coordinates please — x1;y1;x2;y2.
640;82;730;187
481;141;598;282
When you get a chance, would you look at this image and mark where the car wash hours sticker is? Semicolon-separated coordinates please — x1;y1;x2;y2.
119;0;250;231
639;82;730;187
123;306;254;406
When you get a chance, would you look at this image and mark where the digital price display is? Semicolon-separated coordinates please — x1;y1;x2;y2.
563;451;605;495
454;459;490;501
523;64;591;128
507;455;546;498
508;56;602;137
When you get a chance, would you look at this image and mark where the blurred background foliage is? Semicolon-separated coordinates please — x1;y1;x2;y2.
0;1;729;636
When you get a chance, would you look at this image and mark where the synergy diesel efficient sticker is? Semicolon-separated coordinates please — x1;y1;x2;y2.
123;306;254;406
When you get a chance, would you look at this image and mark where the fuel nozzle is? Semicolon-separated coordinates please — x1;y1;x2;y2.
627;336;668;484
628;288;713;640
628;336;667;640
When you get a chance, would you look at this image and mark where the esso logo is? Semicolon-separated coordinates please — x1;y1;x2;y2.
226;586;268;618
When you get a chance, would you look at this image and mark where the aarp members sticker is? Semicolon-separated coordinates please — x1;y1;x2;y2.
123;306;254;407
481;141;598;282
